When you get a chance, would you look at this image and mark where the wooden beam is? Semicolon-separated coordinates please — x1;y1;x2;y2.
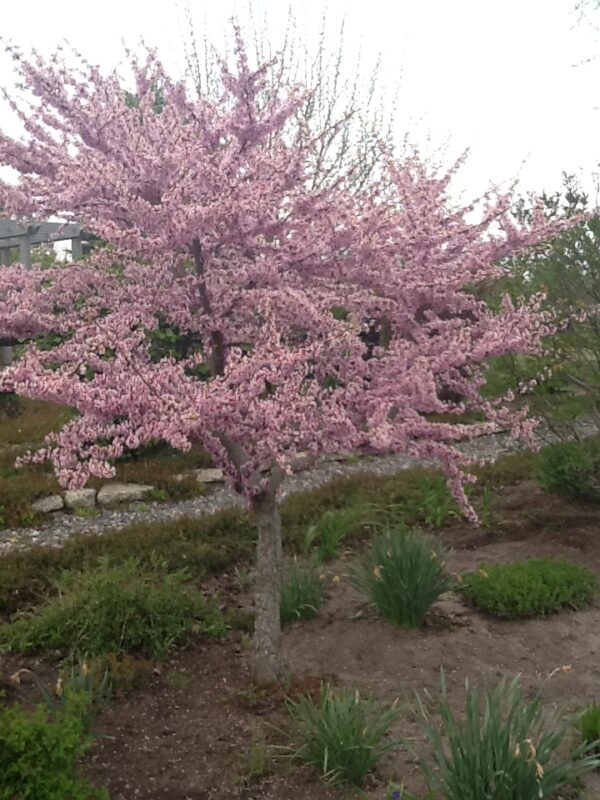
0;220;81;243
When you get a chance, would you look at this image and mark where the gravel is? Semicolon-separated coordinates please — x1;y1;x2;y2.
1;417;596;554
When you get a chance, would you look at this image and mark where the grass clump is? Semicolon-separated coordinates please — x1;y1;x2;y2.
417;673;600;800
304;505;370;562
287;683;402;786
0;555;226;658
349;526;452;628
536;438;600;502
461;558;598;619
280;559;323;623
577;702;600;755
0;691;108;800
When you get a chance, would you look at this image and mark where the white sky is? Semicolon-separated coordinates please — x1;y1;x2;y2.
1;0;599;200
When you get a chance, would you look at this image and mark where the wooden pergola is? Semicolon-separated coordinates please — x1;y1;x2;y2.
0;219;82;267
0;219;84;365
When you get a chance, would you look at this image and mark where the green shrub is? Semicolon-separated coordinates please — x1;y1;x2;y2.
280;559;323;623
304;505;371;562
412;476;459;528
536;438;600;501
0;556;225;658
577;701;600;755
287;683;402;786
349;527;452;628
461;558;598;619
0;692;108;800
417;673;600;800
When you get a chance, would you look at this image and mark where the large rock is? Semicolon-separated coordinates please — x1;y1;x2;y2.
64;488;97;509
32;494;64;513
192;468;224;484
97;483;154;506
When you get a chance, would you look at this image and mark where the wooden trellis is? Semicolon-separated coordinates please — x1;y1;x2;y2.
0;219;83;366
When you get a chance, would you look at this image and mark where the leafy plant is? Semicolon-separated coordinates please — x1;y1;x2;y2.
280;559;323;623
286;683;402;786
304;505;370;562
349;526;452;628
577;701;600;755
0;691;108;800
39;659;112;735
417;673;600;800
413;476;459;528
461;558;598;619
536;438;600;502
0;555;224;658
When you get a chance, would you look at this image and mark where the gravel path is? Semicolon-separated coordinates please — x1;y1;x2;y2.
1;417;596;553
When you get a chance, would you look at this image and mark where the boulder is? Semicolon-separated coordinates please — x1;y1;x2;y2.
97;483;154;506
32;494;64;513
192;468;224;484
64;488;97;509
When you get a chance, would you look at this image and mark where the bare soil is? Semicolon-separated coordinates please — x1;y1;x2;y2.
5;480;600;800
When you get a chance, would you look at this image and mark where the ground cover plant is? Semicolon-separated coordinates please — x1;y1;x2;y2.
536;438;600;502
0;556;225;658
461;558;598;619
0;691;108;800
286;683;402;786
349;526;452;628
0;29;573;683
417;674;600;800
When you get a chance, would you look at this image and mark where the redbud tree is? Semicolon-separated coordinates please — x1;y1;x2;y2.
0;35;565;683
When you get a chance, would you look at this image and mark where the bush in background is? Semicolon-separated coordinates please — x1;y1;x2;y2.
536;438;600;502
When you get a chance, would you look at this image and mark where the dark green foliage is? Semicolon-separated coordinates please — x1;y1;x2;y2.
536;438;600;501
280;560;323;623
577;702;600;754
417;673;600;800
0;556;225;658
349;527;452;628
462;559;598;619
287;683;402;786
0;692;108;800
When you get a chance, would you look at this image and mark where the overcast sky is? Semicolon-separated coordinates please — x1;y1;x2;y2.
1;0;599;200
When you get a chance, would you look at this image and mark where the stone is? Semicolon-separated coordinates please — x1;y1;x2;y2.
64;488;97;509
97;483;154;506
31;494;64;513
192;468;224;484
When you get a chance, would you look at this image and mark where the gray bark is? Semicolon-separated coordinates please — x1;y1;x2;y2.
251;490;283;685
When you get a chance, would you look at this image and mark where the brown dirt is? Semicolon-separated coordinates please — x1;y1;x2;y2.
5;481;600;799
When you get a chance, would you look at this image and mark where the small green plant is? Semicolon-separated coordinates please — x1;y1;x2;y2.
164;670;190;689
147;487;168;502
286;683;402;786
536;438;600;502
237;726;271;785
0;691;108;800
577;701;600;754
280;559;323;623
89;651;154;697
0;555;224;658
349;526;452;628
38;659;112;736
72;506;98;518
461;558;598;619
413;475;459;528
417;673;600;800
304;505;369;562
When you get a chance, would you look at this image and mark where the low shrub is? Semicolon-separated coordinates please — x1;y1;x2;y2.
417;673;600;800
0;691;108;800
577;701;600;755
349;526;452;628
0;556;226;658
461;558;598;619
280;559;323;623
536;438;600;502
287;683;402;786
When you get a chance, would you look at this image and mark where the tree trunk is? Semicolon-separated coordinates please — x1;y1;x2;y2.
251;491;283;685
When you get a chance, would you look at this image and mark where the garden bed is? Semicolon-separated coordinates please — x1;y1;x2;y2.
3;479;600;799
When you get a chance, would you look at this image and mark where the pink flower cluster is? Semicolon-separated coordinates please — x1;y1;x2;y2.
0;35;570;518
